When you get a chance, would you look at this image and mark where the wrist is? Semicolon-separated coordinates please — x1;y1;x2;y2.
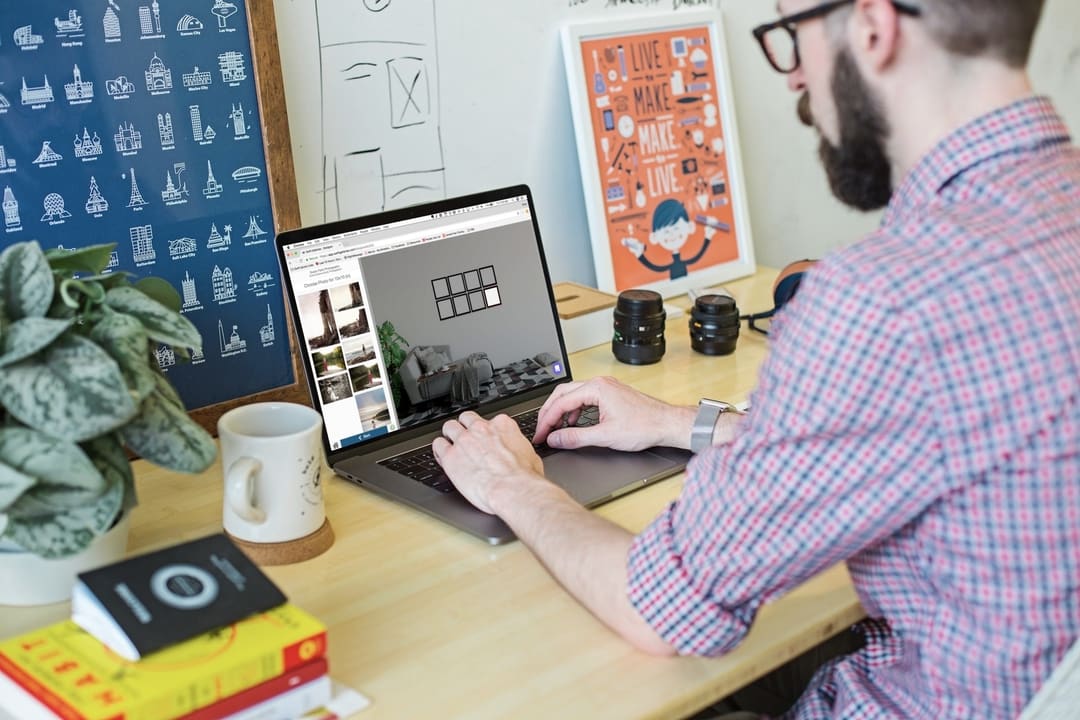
665;405;698;450
488;470;566;519
690;399;745;453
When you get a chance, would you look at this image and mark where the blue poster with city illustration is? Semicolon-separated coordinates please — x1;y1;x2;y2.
0;0;294;410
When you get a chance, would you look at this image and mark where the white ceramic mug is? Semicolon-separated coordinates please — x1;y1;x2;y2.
218;402;325;544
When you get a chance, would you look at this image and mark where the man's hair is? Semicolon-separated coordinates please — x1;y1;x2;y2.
829;0;1045;67
920;0;1046;67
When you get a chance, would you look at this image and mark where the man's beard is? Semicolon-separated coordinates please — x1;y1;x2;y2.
799;49;894;211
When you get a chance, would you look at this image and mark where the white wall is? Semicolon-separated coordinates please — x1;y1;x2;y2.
272;0;1080;281
1029;0;1080;133
687;0;1080;269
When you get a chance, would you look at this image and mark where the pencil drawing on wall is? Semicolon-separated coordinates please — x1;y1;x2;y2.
315;0;446;222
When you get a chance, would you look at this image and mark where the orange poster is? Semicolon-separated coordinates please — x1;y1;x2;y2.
564;15;754;296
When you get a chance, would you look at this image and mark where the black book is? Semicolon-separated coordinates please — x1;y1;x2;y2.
72;533;287;660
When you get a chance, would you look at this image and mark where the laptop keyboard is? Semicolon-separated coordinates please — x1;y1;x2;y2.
378;406;600;494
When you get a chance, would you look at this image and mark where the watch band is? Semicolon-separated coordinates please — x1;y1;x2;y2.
690;399;744;453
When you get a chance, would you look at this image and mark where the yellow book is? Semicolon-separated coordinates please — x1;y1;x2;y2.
0;603;327;720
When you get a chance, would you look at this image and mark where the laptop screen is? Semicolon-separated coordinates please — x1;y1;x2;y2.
278;188;570;453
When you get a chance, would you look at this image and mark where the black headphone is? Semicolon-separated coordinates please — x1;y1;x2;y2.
743;259;817;335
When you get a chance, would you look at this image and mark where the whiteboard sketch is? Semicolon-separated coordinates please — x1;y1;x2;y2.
315;0;445;221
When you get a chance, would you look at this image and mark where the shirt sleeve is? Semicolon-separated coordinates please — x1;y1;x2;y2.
627;256;946;656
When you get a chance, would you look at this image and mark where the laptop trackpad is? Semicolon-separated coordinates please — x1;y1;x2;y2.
543;447;681;506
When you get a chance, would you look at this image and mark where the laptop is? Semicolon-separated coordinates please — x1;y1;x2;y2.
275;185;690;544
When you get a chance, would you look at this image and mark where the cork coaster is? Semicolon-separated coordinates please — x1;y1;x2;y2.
226;519;335;566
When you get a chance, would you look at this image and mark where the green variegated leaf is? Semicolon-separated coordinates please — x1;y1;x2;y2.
134;277;182;313
105;286;202;350
97;272;134;291
0;461;35;510
0;242;54;320
153;367;183;408
58;278;107;309
83;434;137;512
90;312;155;403
121;382;217;472
2;477;123;558
0;334;137;441
44;243;117;275
3;489;65;518
0;428;105;508
0;317;74;369
46;293;78;321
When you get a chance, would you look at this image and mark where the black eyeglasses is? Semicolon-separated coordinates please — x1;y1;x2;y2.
752;0;921;74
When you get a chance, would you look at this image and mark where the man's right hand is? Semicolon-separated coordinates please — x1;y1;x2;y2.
533;376;696;451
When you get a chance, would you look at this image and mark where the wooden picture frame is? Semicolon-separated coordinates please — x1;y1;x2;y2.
561;11;755;298
189;0;310;435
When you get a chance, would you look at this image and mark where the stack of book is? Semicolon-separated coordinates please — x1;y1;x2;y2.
0;604;330;719
0;534;333;720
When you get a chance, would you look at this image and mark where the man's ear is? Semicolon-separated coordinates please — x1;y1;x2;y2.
850;0;902;72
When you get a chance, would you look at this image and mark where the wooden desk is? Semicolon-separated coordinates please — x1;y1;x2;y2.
3;268;865;720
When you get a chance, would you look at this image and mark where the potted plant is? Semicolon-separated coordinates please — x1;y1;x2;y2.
377;320;410;410
0;241;217;605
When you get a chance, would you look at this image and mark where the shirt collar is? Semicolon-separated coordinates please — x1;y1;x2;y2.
884;96;1071;225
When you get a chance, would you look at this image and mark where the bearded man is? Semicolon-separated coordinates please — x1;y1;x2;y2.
434;2;1080;717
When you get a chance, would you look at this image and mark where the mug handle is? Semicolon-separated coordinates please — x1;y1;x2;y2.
225;457;267;524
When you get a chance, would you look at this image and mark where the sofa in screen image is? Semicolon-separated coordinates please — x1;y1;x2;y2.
395;344;561;429
398;345;492;406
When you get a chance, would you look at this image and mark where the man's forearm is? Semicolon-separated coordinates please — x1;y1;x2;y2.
490;476;675;656
664;405;698;449
663;404;744;449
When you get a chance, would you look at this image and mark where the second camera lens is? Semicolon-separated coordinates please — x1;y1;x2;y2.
689;293;740;356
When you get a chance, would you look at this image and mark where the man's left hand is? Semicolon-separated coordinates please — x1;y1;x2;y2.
433;411;546;514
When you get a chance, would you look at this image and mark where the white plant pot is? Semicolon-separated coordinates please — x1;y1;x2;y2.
0;513;131;607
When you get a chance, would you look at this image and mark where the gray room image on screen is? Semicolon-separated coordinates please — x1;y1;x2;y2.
359;220;564;429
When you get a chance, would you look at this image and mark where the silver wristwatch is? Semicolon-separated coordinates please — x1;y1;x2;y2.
690;398;745;453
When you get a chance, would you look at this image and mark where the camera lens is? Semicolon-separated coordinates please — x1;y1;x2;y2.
689;294;739;356
612;289;666;365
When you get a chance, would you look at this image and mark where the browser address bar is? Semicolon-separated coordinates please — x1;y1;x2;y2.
297;209;528;267
352;208;527;257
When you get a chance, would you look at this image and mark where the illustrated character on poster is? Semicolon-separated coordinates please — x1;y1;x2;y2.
620;199;716;280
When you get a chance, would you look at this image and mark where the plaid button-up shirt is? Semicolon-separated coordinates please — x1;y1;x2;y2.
627;96;1080;718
